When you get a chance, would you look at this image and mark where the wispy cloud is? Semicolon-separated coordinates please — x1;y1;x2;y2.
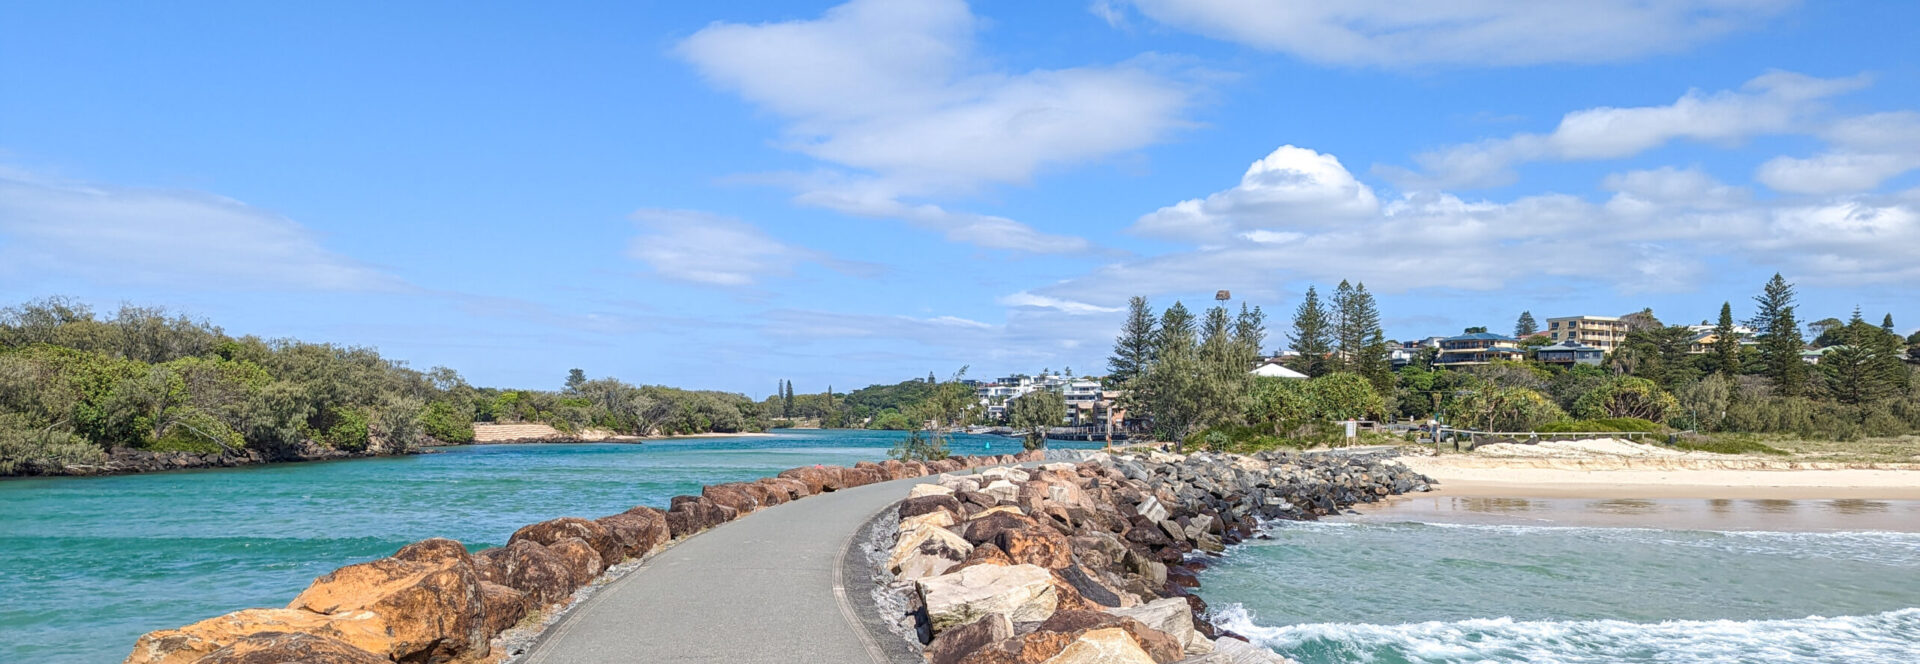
626;208;882;287
0;167;405;291
1114;0;1795;68
675;0;1197;253
1380;71;1870;189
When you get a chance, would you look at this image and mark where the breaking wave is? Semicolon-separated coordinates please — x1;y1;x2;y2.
1212;604;1920;664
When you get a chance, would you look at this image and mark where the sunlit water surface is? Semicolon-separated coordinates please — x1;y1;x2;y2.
0;430;1059;663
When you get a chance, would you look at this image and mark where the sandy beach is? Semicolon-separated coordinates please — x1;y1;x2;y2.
1401;454;1920;500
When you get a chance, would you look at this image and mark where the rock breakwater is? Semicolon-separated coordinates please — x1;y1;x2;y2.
125;451;1045;664
873;449;1432;664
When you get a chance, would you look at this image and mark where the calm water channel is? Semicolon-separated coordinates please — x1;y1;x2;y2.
0;429;1047;663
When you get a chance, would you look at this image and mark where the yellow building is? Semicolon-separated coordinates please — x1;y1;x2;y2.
1545;315;1628;350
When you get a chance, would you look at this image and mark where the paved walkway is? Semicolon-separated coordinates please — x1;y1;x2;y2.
521;473;940;663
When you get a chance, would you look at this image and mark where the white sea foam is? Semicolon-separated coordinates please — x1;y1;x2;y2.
1213;604;1920;664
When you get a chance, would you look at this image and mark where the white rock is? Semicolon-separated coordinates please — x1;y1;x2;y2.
983;479;1020;503
1041;462;1079;473
1043;627;1157;664
1107;598;1211;655
916;563;1059;632
889;525;972;580
969;505;1025;520
939;474;982;494
1137;495;1170;523
1191;637;1297;664
980;467;1031;483
910;483;958;499
901;511;957;532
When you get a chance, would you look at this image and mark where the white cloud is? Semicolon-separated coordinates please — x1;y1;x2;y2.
627;209;879;286
791;184;1091;253
676;0;1195;252
1386;71;1869;189
1019;144;1920;313
1602;166;1749;211
0;169;403;291
1117;0;1794;67
1131;145;1379;243
1756;111;1920;194
999;292;1124;315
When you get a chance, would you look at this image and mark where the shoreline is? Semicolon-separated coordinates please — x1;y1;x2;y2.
466;431;777;445
1400;455;1920;501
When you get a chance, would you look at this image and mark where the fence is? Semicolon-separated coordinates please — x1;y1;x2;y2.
1428;426;1659;451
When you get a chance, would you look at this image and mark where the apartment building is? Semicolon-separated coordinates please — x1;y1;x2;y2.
1434;332;1526;366
1545;315;1628;350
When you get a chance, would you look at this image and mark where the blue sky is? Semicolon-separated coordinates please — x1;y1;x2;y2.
3;1;1917;394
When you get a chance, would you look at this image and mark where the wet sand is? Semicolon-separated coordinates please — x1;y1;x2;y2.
1352;493;1920;533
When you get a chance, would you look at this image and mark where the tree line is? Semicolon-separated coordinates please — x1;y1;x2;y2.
1108;274;1919;449
0;297;767;474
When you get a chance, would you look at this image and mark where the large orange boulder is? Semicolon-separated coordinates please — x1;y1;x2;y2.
126;608;391;664
997;526;1075;570
777;467;832;494
702;482;761;514
510;517;620;567
190;631;387;664
757;476;811;500
954;630;1077;664
665;495;737;538
1037;611;1182;664
286;538;487;663
473;540;577;607
595;511;669;560
478;582;529;636
545;537;605;587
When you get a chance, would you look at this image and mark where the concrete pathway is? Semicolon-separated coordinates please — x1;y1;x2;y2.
520;473;940;663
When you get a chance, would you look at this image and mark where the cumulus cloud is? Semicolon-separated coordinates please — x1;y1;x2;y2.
0;168;403;291
627;209;880;287
676;0;1195;252
1018;144;1920;313
1130;145;1379;243
1757;111;1920;194
1385;71;1869;189
1114;0;1795;67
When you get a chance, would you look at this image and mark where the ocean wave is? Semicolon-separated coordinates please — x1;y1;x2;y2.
1212;604;1920;664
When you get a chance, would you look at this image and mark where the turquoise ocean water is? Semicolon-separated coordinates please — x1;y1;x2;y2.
1202;514;1920;664
0;429;1051;663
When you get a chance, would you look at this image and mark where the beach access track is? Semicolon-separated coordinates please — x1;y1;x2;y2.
519;471;939;663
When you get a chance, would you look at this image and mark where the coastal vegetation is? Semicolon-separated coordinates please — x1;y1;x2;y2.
0;297;768;475
1110;273;1920;455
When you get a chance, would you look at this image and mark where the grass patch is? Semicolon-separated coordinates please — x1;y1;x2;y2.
1671;434;1789;456
1752;434;1920;464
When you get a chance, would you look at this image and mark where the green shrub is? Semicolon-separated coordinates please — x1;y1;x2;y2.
147;408;245;453
1537;417;1661;433
0;415;103;474
419;400;474;443
1573;376;1680;422
321;406;371;451
1446;386;1566;432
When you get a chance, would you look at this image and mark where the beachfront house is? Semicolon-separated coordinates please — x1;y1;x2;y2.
1250;360;1309;379
1534;340;1605;367
1434;332;1525;366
